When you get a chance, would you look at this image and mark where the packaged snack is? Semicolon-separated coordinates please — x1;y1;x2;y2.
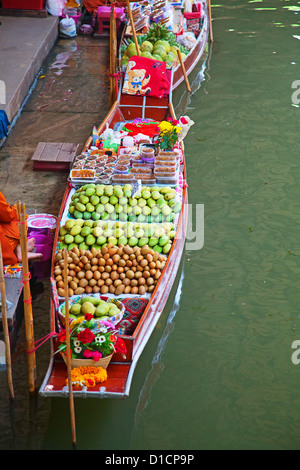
111;174;135;184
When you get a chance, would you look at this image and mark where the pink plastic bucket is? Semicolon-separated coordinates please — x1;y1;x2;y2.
33;234;53;261
61;10;81;25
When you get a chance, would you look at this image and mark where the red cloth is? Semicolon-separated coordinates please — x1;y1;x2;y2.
123;121;159;137
122;56;170;98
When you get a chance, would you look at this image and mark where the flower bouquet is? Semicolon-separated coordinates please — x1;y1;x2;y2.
56;313;127;369
155;118;182;151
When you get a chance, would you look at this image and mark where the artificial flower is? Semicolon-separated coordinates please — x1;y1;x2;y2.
84;313;94;322
92;351;102;362
66;366;108;387
95;335;106;344
83;349;93;359
77;328;95;344
156;120;182;151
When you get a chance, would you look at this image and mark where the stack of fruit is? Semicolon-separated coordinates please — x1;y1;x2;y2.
120;23;188;69
54;244;167;297
59;218;176;254
59;296;123;324
67;184;181;224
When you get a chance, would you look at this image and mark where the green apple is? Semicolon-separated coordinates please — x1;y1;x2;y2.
85;187;96;197
86;234;96;246
90;195;100;206
86;202;95;213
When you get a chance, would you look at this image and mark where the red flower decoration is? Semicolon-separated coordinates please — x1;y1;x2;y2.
77;328;95;344
84;313;94;321
57;330;67;343
83;349;93;358
64;349;72;358
114;337;127;356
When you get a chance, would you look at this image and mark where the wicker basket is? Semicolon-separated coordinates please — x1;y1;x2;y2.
58;295;124;328
62;353;113;369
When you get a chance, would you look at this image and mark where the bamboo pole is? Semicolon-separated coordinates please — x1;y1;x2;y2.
176;48;191;93
0;244;15;400
17;202;37;394
110;6;117;107
126;0;140;55
207;0;213;42
63;249;77;449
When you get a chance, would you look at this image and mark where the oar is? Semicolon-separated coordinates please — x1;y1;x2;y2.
63;248;77;449
17;202;37;394
207;0;213;42
126;0;140;56
0;244;15;400
176;48;191;93
110;5;117;107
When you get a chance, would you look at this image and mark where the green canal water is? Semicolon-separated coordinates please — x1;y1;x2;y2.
2;0;300;450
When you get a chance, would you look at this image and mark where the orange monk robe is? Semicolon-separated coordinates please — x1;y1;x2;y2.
0;191;20;265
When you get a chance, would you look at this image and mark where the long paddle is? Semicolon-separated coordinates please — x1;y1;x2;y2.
176;48;191;93
0;244;15;400
126;0;140;55
17;202;37;394
63;248;77;449
207;0;213;42
110;5;117;107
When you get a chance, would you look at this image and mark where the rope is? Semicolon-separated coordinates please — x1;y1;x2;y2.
109;71;123;79
20;271;31;287
27;332;57;355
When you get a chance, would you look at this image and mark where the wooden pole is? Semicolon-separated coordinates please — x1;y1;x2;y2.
176;48;191;93
17;202;37;394
126;0;140;55
63;249;77;449
207;0;213;42
110;6;117;107
0;244;15;400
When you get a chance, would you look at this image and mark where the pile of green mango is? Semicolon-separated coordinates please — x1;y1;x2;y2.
60;296;121;322
59;218;176;255
67;184;181;224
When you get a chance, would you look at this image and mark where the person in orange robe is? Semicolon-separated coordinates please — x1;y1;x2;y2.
0;191;43;266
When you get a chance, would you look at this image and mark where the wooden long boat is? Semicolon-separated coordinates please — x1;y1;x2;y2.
39;73;188;399
118;0;210;91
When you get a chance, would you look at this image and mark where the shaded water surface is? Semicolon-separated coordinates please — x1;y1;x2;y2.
1;0;300;450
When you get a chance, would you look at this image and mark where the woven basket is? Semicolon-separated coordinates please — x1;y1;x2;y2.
62;353;113;369
58;295;124;328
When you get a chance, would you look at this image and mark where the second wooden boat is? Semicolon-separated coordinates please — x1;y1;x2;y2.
119;0;210;91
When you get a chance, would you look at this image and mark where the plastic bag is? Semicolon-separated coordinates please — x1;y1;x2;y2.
59;17;77;38
176;31;197;50
46;0;67;16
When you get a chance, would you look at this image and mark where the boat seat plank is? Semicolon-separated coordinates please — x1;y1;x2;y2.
32;142;78;171
0;277;22;326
